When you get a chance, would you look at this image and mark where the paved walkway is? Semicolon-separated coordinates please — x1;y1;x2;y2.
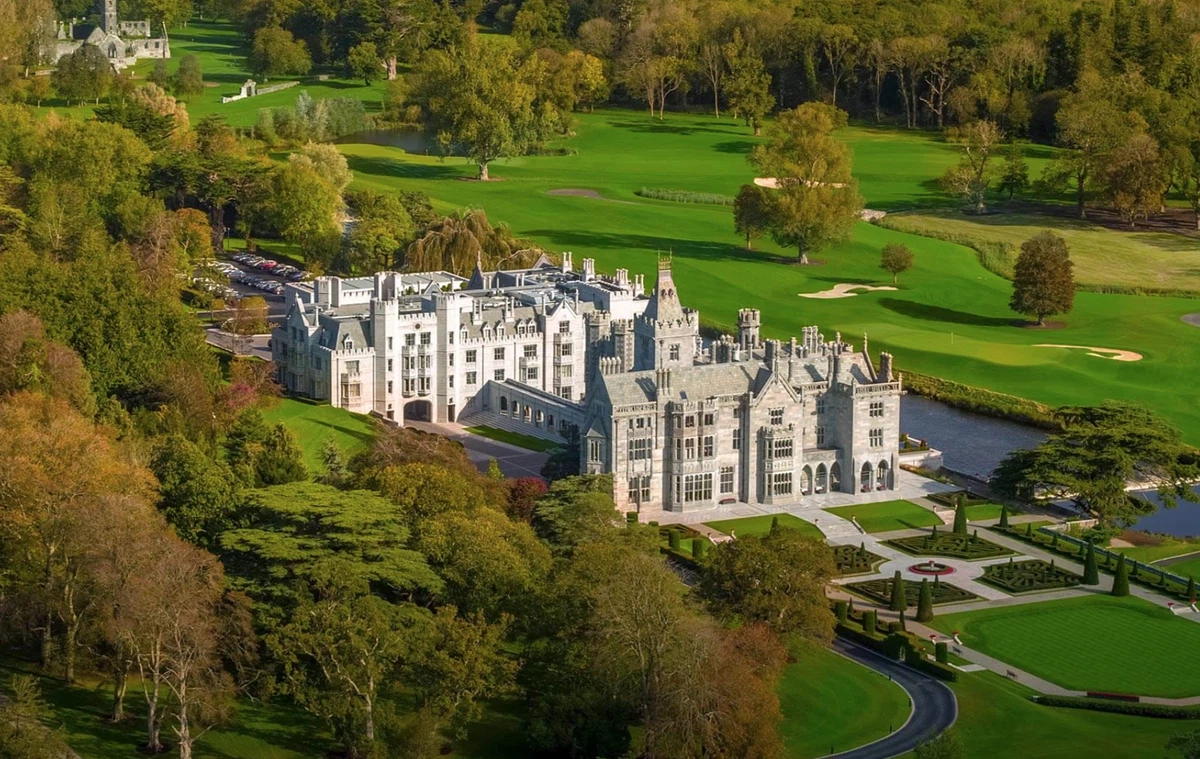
406;421;550;479
829;638;957;759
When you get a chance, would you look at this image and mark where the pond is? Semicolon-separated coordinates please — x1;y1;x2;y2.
1130;487;1200;538
900;395;1048;481
335;129;442;155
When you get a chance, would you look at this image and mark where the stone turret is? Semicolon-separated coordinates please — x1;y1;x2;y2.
633;255;698;371
737;308;760;352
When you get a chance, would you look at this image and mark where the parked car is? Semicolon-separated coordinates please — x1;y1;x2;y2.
287;271;307;282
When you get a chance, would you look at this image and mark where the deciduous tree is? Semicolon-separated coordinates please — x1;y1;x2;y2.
880;242;913;283
1009;231;1074;326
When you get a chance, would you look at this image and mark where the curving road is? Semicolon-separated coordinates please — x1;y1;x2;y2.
827;638;958;759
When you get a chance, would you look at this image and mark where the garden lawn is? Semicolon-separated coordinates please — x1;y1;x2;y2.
922;670;1188;759
931;595;1200;698
825;500;941;533
965;503;1006;522
336;108;1200;445
1116;538;1200;564
780;643;911;759
1162;556;1200;581
262;397;378;471
882;208;1200;293
465;425;561;452
704;513;823;539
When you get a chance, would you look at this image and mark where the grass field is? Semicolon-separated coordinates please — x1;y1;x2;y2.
779;644;911;758
825;501;941;533
464;425;561;452
931;595;1200;698
262;397;379;471
883;209;1200;292
1164;556;1200;581
334;108;1200;445
704;513;823;539
1116;536;1200;564
926;670;1189;759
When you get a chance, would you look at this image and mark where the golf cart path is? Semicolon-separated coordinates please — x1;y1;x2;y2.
829;638;957;759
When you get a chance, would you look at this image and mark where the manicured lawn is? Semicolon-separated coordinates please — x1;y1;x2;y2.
1163;556;1200;581
465;425;562;452
780;643;911;759
1116;538;1200;564
704;513;823;539
335;108;1200;445
965;503;1006;522
825;500;941;533
262;397;379;471
931;595;1200;698
882;208;1200;293
928;670;1187;759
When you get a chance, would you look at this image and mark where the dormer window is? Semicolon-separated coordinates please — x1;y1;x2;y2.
342;336;354;350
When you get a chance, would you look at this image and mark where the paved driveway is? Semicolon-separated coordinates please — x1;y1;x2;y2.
406;421;550;479
831;639;957;759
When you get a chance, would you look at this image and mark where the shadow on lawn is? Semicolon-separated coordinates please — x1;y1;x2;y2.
607;118;748;138
345;155;462;180
711;139;756;154
307;418;377;446
878;297;1014;328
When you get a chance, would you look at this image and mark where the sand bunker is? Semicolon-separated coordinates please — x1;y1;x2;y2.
799;283;898;299
548;188;603;198
1183;313;1200;327
1033;344;1143;362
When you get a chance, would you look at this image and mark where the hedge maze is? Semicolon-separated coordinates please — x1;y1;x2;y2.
833;543;887;576
887;526;1013;560
846;576;978;607
982;559;1083;593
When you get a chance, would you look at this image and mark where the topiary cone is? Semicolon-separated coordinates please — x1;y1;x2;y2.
1082;541;1100;585
916;578;934;623
953;501;968;535
1111;553;1131;597
1187;576;1196;600
889;570;907;611
998;503;1010;529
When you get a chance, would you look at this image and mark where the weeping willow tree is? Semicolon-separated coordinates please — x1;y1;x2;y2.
402;208;552;276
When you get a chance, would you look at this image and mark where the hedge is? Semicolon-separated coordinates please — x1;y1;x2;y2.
900;371;1061;430
1035;695;1200;719
834;622;958;682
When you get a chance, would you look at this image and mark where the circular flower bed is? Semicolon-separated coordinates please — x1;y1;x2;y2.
909;560;955;576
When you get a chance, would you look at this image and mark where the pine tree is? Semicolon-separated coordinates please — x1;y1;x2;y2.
1026;522;1034;537
770;515;781;535
916;578;934;622
953;496;968;535
1082;541;1100;585
889;571;906;611
1111;553;1130;596
999;503;1010;529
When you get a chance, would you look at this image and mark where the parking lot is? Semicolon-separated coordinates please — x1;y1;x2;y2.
192;251;311;319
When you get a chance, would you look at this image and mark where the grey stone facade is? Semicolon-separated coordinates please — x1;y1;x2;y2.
52;0;169;70
272;255;901;512
579;261;902;512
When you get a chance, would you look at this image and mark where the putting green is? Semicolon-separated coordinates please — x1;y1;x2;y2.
932;595;1200;698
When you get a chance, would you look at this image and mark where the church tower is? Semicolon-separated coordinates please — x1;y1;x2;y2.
633;255;699;371
101;0;118;32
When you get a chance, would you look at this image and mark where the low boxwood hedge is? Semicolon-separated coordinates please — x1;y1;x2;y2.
1035;695;1200;719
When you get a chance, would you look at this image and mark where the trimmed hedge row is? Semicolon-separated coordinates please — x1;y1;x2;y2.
834;617;958;682
1035;695;1200;719
634;187;735;206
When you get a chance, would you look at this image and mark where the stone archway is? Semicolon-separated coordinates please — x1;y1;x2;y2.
801;465;814;496
860;462;872;493
830;462;841;492
404;399;432;423
876;460;890;490
815;463;827;494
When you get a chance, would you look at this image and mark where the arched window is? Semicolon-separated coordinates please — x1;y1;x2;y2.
815;464;827;493
877;461;889;490
801;465;813;496
499;397;508;411
830;462;841;491
860;463;873;493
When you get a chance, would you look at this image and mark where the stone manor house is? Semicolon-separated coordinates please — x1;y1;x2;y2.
272;255;902;512
52;0;169;70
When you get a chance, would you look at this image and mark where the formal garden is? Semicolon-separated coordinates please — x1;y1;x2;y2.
832;543;887;576
704;513;824;539
932;595;1200;698
981;559;1083;594
887;526;1015;559
845;575;979;607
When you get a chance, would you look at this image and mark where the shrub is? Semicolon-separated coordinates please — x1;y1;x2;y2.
692;536;708;560
1035;695;1200;719
999;503;1010;528
634;187;735;205
863;609;878;634
953;499;968;534
626;511;638;524
935;641;948;663
1188;577;1196;601
1112;553;1130;597
889;570;907;611
835;600;849;624
1083;541;1100;585
916;578;934;622
668;529;680;550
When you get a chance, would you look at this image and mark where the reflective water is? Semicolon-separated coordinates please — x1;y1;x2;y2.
335;129;439;155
